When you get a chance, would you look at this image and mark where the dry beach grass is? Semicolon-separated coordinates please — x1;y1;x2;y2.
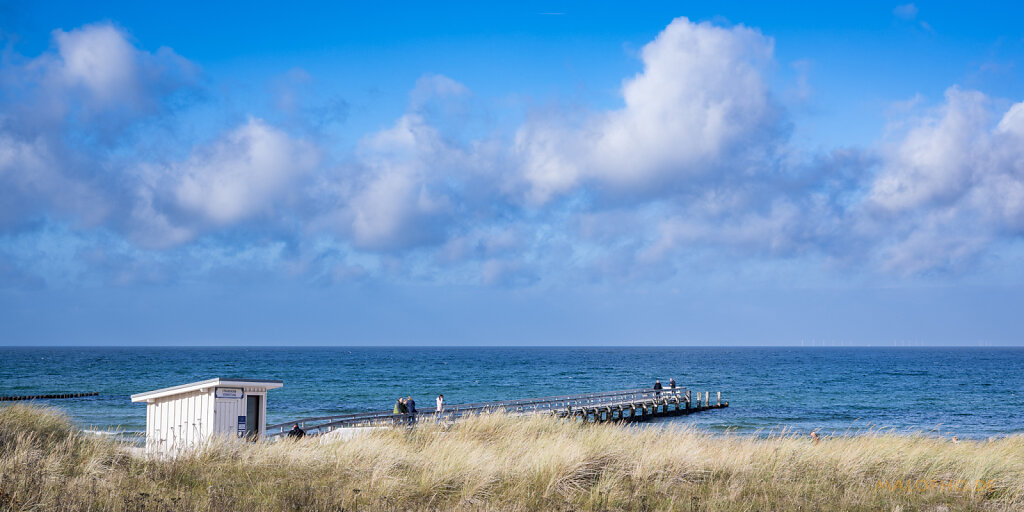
1;404;1022;511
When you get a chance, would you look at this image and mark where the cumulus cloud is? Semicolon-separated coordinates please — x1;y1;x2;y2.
0;23;321;251
515;17;783;203
507;17;864;279
0;18;856;287
348;114;455;249
54;24;151;108
123;118;319;248
7;17;1024;291
869;88;990;213
866;87;1024;273
172;118;318;225
313;74;506;253
0;22;198;234
6;22;198;137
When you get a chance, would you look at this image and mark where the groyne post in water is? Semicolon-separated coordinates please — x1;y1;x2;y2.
0;392;99;401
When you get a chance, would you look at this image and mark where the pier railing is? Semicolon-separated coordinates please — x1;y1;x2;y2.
267;386;693;438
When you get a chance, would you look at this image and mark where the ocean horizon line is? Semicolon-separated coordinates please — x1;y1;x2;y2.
2;344;1023;349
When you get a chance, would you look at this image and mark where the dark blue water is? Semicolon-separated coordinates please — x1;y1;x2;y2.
1;347;1021;439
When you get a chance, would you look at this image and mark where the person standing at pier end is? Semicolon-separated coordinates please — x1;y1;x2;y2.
407;396;417;424
436;394;445;413
654;379;663;398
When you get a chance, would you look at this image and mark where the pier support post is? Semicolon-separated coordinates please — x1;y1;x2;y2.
685;390;691;410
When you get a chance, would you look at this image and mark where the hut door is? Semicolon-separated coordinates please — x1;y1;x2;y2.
245;395;261;440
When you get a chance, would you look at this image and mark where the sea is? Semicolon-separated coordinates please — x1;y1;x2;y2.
1;347;1021;440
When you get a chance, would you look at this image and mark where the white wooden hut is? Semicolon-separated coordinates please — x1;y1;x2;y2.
130;377;283;454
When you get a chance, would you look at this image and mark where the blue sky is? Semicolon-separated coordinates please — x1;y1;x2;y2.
2;1;1024;345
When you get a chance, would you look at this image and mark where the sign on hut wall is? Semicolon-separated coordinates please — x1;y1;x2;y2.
216;387;244;399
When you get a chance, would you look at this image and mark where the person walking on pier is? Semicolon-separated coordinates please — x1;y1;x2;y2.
436;394;445;413
669;378;676;390
394;397;407;415
654;379;663;399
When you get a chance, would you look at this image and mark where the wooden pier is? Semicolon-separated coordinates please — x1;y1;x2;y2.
267;387;727;438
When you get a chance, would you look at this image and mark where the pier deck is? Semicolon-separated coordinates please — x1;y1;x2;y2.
267;387;727;438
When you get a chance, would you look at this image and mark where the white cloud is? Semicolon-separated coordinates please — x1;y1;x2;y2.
47;23;197;119
866;87;1024;272
0;21;199;236
315;75;504;252
347;114;455;250
123;118;318;249
515;17;782;203
869;88;990;212
53;24;142;106
996;101;1024;138
9;18;1024;289
171;118;318;226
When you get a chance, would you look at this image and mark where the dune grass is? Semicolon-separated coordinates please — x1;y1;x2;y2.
1;404;1022;511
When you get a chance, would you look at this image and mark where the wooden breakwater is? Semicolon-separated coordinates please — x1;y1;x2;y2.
0;392;99;401
267;387;727;438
